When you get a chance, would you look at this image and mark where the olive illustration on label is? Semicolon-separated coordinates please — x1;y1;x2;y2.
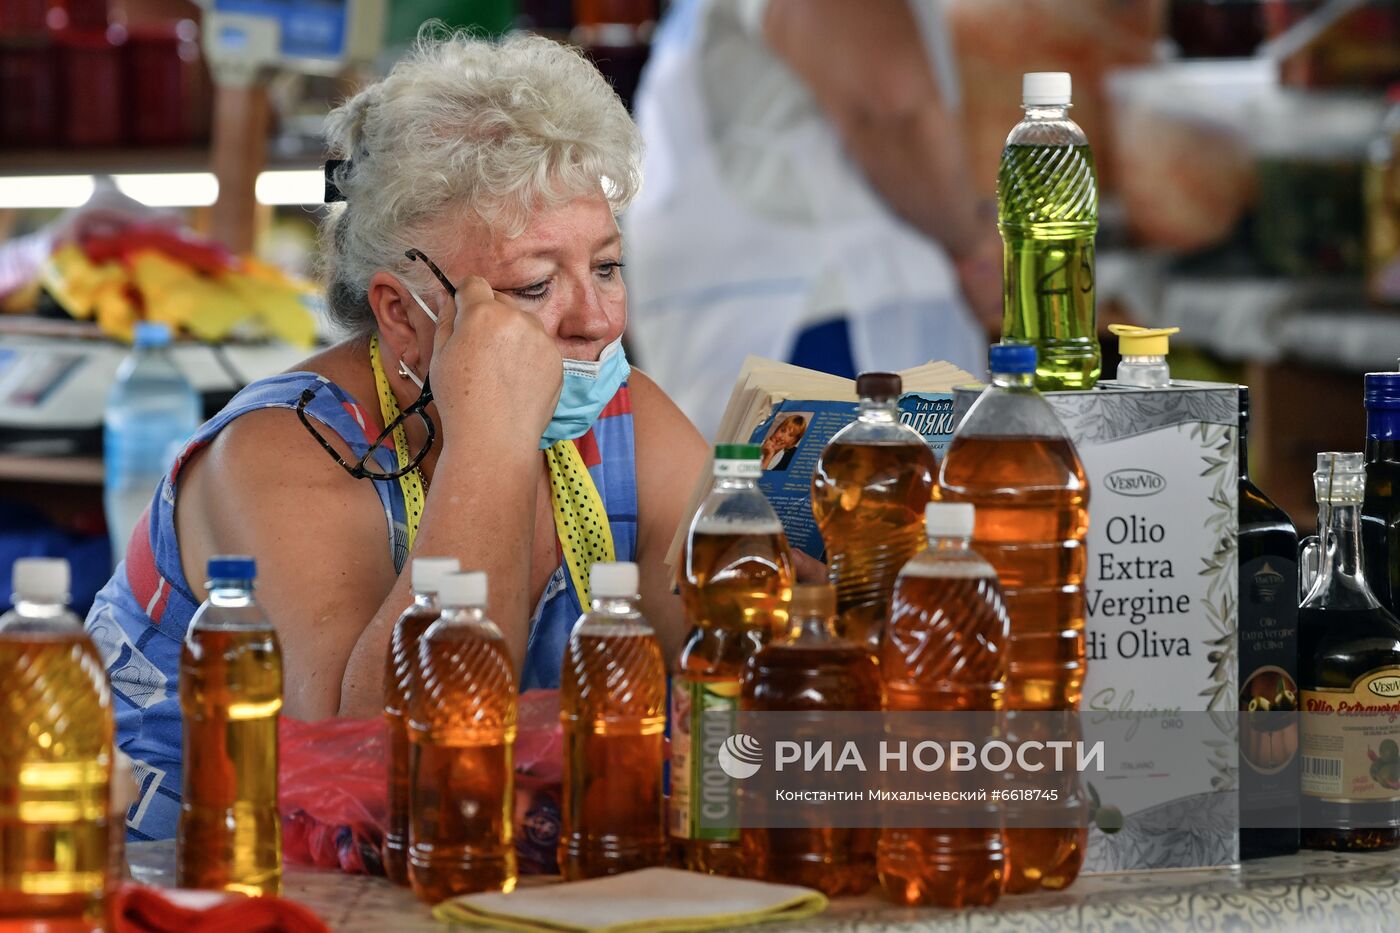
1369;740;1400;790
1086;782;1123;834
1240;667;1300;774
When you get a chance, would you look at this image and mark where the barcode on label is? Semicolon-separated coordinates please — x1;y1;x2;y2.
1303;756;1341;779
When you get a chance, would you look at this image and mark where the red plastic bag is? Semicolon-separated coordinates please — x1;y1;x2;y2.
279;717;388;875
278;689;565;876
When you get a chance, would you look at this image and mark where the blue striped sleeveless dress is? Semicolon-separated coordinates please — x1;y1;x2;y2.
83;371;638;840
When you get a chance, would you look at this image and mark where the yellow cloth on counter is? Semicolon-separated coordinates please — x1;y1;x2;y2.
432;868;828;933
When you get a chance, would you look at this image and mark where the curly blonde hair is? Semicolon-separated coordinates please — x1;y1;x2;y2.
320;29;643;334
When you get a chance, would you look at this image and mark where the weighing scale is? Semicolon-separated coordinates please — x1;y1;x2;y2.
0;322;311;457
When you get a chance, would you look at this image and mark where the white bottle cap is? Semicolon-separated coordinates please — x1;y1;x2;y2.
926;502;975;539
1023;72;1071;106
439;571;488;609
412;557;461;595
590;561;639;599
12;557;70;603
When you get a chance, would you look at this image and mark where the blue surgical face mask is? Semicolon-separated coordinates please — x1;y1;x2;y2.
546;337;630;449
402;284;630;450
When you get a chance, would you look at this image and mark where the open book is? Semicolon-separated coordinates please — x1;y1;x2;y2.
667;356;977;568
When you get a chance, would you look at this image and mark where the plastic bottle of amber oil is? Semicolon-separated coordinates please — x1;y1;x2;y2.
178;556;283;896
560;562;667;879
408;571;517;901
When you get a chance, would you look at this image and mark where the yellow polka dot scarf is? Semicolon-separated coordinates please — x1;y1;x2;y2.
369;335;427;554
544;439;616;610
370;336;615;606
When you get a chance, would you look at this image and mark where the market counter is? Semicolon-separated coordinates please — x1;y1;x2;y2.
126;841;1400;932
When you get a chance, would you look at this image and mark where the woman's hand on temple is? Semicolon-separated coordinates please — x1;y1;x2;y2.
429;275;564;444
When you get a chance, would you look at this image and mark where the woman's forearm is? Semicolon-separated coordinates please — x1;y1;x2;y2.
337;440;541;716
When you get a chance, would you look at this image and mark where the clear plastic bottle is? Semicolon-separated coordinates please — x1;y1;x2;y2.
103;321;200;565
560;562;667;879
672;443;793;874
879;503;1009;907
0;558;113;925
998;72;1100;390
1108;324;1180;388
1298;453;1400;852
741;583;882;897
937;343;1090;893
409;571;517;901
383;556;461;886
812;373;937;651
177;556;283;895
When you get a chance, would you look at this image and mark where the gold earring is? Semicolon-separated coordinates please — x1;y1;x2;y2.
397;359;413;380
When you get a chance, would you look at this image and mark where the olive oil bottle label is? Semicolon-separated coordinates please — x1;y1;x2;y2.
668;677;740;840
1301;667;1400;802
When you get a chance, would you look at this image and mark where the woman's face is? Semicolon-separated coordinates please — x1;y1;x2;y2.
418;192;627;366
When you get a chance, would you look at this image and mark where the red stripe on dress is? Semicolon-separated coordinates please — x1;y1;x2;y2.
123;503;170;624
167;438;209;485
598;386;631;421
342;401;382;447
573;429;602;469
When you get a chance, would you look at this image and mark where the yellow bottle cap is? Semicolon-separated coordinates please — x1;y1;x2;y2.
1109;324;1180;357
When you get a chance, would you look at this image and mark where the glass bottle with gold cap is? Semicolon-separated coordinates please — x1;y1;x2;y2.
1108;324;1180;388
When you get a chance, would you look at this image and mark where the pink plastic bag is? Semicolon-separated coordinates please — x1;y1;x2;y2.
278;689;564;876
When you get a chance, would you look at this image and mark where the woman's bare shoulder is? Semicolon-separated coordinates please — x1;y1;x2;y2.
628;369;704;444
176;399;384;554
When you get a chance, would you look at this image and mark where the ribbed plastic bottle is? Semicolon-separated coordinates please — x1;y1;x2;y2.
879;503;1009;907
741;583;883;897
178;556;283;895
812;372;936;651
673;443;793;874
560;562;667;879
409;571;517;901
383;556;461;886
998;72;1100;390
0;558;113;926
104;321;200;564
937;343;1090;893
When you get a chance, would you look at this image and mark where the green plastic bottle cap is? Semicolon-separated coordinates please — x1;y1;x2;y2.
714;443;762;460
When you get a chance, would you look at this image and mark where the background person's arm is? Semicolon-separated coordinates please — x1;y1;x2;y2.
762;0;1001;330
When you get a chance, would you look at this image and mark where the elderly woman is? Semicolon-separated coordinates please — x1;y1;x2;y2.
84;33;708;840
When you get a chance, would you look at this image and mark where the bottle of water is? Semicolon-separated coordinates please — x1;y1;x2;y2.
104;322;200;565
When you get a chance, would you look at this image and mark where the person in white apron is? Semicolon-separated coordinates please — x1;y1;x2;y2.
623;0;997;439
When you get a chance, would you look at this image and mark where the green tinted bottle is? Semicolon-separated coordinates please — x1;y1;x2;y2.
997;72;1100;390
